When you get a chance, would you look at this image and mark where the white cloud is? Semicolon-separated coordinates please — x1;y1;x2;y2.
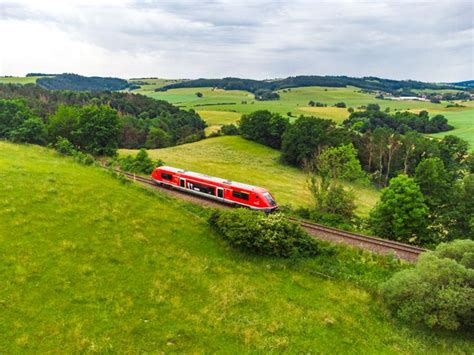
0;0;472;81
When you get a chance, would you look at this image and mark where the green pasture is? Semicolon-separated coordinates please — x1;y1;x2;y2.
1;141;472;352
121;136;380;216
129;78;183;94
0;76;42;84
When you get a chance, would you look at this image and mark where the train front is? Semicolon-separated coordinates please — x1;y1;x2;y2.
259;190;278;212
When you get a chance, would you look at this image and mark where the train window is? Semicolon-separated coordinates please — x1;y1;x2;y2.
232;191;249;200
161;173;173;180
189;181;215;195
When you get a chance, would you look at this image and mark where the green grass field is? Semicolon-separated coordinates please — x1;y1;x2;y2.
128;78;183;94
136;83;473;148
424;104;474;147
121;136;380;216
0;76;42;84
1;141;472;352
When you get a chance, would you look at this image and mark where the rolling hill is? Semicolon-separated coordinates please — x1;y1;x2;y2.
2;141;473;352
138;85;474;149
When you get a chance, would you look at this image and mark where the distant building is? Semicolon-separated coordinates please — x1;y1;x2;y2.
385;96;429;102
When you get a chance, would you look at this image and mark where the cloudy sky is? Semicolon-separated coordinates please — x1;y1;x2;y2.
1;0;472;82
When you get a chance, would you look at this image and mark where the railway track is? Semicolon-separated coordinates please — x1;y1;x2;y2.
287;217;425;262
118;169;426;262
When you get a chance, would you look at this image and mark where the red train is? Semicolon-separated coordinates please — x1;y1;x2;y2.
151;166;278;212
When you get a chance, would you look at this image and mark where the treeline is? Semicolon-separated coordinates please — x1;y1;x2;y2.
37;73;131;92
344;104;452;134
452;80;474;88
158;75;460;95
26;73;58;77
0;83;206;154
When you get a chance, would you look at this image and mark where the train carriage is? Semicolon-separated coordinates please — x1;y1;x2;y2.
151;166;278;212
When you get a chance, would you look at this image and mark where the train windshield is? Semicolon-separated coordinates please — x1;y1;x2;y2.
263;192;277;206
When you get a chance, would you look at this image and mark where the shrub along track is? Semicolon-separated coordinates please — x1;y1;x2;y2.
119;170;426;262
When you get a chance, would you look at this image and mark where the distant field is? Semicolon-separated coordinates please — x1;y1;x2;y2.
0;76;42;84
120;136;380;216
430;109;474;147
129;78;183;93
198;110;242;134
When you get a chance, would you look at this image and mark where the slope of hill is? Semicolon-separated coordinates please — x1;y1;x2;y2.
1;141;473;352
452;80;474;88
37;73;130;91
121;135;380;216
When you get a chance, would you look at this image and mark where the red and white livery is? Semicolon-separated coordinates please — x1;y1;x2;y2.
151;166;278;212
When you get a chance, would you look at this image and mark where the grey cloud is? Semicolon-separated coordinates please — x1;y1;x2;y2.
1;0;472;81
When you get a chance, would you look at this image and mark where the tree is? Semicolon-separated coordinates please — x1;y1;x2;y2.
316;143;365;181
369;175;429;244
195;92;203;98
0;99;33;139
239;110;289;149
334;102;346;108
438;135;470;177
447;174;474;240
414;157;451;210
8;117;47;145
47;104;80;144
73;105;121;156
281;116;350;166
307;175;356;219
366;103;380;111
145;127;171;148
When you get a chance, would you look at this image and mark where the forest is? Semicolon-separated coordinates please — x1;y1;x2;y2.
157;75;463;97
0;84;206;154
36;73;132;91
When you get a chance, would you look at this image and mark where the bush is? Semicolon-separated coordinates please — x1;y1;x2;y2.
219;123;239;136
381;239;474;331
294;207;358;231
208;209;325;257
54;137;95;165
118;148;163;174
55;137;76;156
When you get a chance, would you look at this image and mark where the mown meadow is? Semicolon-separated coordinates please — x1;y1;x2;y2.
1;141;473;352
121;136;380;216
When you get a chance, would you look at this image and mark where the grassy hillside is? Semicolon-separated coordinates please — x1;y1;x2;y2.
128;78;183;93
0;76;42;84
2;141;473;352
424;102;474;147
121;136;379;216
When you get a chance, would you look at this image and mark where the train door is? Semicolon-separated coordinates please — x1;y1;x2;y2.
217;187;224;199
180;178;185;188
